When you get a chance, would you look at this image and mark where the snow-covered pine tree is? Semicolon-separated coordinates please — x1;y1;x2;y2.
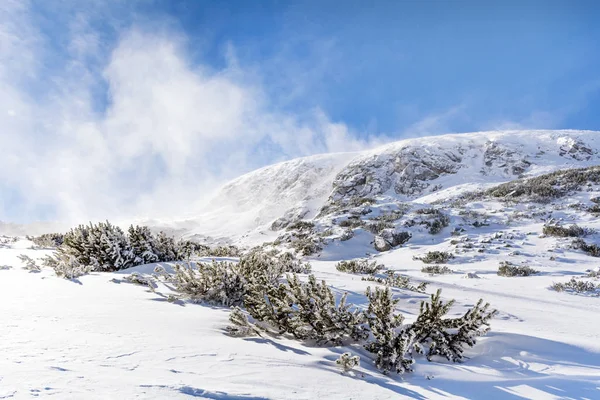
128;225;159;265
92;221;135;271
286;274;368;344
408;289;497;362
154;231;179;262
171;261;246;306
364;286;415;374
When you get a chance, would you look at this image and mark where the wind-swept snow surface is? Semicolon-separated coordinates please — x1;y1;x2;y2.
3;130;600;399
1;234;600;399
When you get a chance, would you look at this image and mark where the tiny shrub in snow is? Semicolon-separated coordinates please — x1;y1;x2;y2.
362;271;427;293
286;220;315;232
348;197;376;207
335;352;360;372
421;265;453;275
336;259;384;274
588;204;600;215
497;261;539;277
550;278;600;295
572;239;600;257
543;224;588;238
586;269;600;278
366;220;394;235
338;218;364;228
415;251;454;264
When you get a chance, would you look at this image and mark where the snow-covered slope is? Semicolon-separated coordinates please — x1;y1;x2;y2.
175;130;600;245
3;130;600;399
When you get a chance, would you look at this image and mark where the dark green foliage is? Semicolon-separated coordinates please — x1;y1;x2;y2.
427;215;450;234
415;251;454;264
409;289;497;362
543;224;588;238
415;208;439;215
421;265;453;275
497;261;539;277
336;259;384;274
572;239;600;257
364;286;414;374
413;208;450;234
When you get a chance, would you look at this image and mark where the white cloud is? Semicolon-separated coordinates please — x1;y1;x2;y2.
0;3;380;225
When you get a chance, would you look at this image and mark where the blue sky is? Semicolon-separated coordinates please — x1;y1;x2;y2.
1;0;600;223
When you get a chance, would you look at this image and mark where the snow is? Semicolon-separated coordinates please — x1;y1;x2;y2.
2;226;600;399
2;130;600;399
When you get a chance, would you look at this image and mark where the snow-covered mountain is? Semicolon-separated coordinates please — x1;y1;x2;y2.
3;129;600;399
175;130;600;244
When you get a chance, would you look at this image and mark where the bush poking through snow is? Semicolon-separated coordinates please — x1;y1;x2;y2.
241;273;369;345
421;265;453;275
336;259;384;274
409;289;497;362
29;233;64;248
571;239;600;257
42;253;92;279
226;307;261;337
364;286;415;374
497;261;539;277
362;271;428;293
336;352;360;372
543;224;588;238
17;254;41;272
550;278;600;295
415;251;454;264
172;261;246;306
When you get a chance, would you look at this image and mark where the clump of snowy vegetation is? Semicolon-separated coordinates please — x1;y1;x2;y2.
571;239;600;257
229;273;494;375
497;261;539;277
414;251;454;264
335;352;360;373
28;233;65;248
17;254;41;272
543;224;589;238
421;265;453;275
550;278;600;295
336;258;384;274
362;271;428;293
41;221;238;278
